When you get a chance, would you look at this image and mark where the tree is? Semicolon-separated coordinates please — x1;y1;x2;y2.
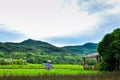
97;28;120;71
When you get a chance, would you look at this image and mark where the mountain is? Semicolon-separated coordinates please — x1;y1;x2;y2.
62;43;97;54
0;39;97;64
0;39;82;64
19;39;67;53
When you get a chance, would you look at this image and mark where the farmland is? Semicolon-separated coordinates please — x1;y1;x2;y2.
0;72;119;80
0;64;98;76
0;64;119;80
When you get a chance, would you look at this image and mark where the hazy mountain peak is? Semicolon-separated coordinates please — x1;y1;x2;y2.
62;42;97;54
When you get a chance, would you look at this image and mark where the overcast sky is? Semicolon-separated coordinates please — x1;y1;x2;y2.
0;0;120;46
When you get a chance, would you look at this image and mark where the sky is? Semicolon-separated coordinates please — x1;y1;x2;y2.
0;0;120;47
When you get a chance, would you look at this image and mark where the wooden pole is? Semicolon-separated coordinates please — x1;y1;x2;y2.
99;56;101;63
96;57;99;64
83;58;85;69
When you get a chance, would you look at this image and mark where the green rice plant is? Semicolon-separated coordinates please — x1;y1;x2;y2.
0;64;83;69
0;64;45;69
0;64;99;76
0;71;120;80
54;64;83;69
0;69;98;76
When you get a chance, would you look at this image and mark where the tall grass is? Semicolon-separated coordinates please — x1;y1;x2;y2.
0;64;119;80
0;64;82;69
0;64;98;76
0;64;44;69
0;69;98;76
0;72;119;80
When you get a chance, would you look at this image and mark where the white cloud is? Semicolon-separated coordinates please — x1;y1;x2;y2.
106;0;120;4
0;0;120;44
0;0;100;40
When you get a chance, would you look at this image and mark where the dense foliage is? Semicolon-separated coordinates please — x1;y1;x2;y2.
0;58;27;65
0;39;97;64
0;39;78;64
97;28;120;71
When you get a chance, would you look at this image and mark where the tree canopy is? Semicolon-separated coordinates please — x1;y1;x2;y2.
97;28;120;71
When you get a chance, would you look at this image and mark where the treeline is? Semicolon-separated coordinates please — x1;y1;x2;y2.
0;39;97;65
0;51;96;65
0;58;27;65
0;51;84;64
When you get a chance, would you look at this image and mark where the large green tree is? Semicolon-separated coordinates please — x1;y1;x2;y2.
97;28;120;71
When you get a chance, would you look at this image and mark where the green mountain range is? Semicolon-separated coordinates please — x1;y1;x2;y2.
0;39;97;64
62;43;97;54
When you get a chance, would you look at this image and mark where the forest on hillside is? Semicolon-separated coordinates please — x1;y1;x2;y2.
0;39;97;64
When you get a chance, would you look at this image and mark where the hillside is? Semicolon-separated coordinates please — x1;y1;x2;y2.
62;43;97;54
0;39;82;64
0;39;97;64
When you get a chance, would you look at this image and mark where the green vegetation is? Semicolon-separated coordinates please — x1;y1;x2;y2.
0;64;43;69
1;29;120;79
0;64;119;80
97;28;120;71
0;58;27;65
0;64;82;69
0;39;97;64
0;72;119;80
0;69;98;76
62;43;97;54
0;64;98;76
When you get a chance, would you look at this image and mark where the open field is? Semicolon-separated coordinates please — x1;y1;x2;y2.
0;64;98;76
0;64;119;80
0;64;83;69
0;69;99;76
0;72;120;80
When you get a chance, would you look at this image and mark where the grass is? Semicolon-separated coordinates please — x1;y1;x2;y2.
0;69;98;76
0;64;98;76
0;72;119;80
0;64;119;80
0;64;44;69
0;64;83;69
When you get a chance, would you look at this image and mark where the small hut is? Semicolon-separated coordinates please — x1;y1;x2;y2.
82;52;101;69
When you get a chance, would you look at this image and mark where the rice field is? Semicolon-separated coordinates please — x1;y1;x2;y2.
0;64;83;69
0;64;119;80
0;64;98;76
0;72;119;80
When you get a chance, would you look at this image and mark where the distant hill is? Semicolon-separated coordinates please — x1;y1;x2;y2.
0;39;97;64
62;43;97;54
0;39;83;64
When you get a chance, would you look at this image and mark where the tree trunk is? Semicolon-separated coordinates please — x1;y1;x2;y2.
115;61;119;71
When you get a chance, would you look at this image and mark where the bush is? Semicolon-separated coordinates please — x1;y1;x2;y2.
0;58;27;65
